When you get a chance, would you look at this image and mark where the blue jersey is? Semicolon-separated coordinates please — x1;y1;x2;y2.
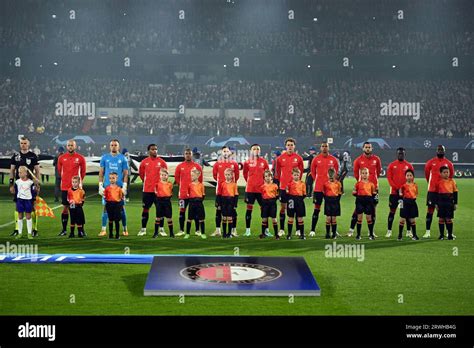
100;153;129;188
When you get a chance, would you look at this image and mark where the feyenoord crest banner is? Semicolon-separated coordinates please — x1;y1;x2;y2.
144;256;321;296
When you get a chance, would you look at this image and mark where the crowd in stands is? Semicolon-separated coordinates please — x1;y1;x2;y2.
1;0;472;55
1;0;472;155
1;77;472;140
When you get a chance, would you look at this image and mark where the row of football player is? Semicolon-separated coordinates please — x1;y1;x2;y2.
94;139;459;241
10;138;458;240
13;163;458;242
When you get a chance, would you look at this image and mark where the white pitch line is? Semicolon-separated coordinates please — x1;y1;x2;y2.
0;193;99;229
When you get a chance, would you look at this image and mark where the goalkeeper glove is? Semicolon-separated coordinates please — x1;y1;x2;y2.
122;182;128;196
98;182;104;196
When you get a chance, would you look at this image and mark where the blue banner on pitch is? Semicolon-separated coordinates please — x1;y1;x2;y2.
0;254;154;264
144;256;320;296
0;253;238;264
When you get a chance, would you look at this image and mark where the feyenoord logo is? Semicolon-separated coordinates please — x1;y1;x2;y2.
180;263;282;284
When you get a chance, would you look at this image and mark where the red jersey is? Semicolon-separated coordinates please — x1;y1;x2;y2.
275;152;304;190
217;181;239;197
212;159;240;184
353;154;382;188
187;181;205;199
310;153;339;192
174;161;203;199
387;160;415;195
139;156;168;193
57;152;86;191
354;181;376;197
155;181;173;198
243;157;269;193
323;180;342;197
261;182;279;200
104;185;123;202
67;188;85;205
425;157;454;192
287;181;306;197
400;182;418;199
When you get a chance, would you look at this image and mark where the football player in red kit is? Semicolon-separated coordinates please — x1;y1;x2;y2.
274;138;304;237
242;144;269;237
56;140;86;236
308;141;339;237
347;142;381;237
423;145;454;238
386;147;414;238
137;144;167;236
211;146;239;237
174;148;203;237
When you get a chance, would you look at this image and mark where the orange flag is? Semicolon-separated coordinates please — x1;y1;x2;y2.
35;196;55;218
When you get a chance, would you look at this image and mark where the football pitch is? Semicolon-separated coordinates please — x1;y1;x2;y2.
1;178;473;316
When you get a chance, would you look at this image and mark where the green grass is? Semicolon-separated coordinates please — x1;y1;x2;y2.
0;177;473;315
